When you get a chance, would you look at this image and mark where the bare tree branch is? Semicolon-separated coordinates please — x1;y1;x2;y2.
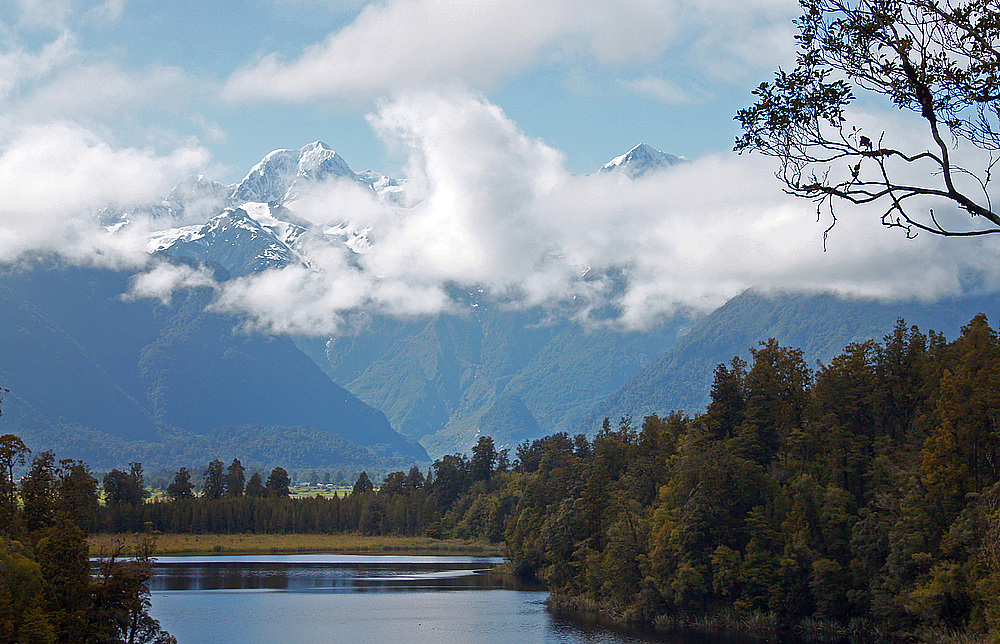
737;0;1000;237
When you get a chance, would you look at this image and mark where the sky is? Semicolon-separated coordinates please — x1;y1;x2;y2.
2;0;999;335
0;0;797;178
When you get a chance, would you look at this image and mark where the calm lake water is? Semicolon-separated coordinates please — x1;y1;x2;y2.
147;554;791;644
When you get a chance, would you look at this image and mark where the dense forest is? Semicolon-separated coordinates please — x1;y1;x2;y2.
4;315;1000;641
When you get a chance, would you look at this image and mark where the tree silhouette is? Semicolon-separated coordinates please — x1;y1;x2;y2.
737;0;1000;238
202;460;226;500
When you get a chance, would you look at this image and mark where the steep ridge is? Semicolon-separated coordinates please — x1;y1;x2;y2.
582;290;1000;428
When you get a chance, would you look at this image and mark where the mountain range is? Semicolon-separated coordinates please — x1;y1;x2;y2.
2;141;997;472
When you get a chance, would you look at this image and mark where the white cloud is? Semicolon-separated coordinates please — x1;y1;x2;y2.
202;90;1000;336
15;62;196;120
223;0;799;106
192;114;227;144
13;0;126;29
0;122;210;265
89;0;126;21
0;31;77;101
127;261;217;305
14;0;74;28
223;0;678;104
623;75;693;104
363;90;567;286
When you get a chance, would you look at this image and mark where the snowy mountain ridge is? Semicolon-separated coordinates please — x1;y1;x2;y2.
143;141;684;279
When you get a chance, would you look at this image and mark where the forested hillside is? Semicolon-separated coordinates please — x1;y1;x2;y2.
306;304;695;458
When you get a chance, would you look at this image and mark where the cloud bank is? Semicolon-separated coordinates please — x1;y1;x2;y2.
202;90;1000;335
223;0;795;105
0;122;210;265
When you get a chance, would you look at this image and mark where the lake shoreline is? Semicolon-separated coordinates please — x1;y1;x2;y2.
88;533;505;557
545;594;974;644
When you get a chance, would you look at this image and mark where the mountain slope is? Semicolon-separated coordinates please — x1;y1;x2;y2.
583;290;1000;427
0;263;428;470
157;207;302;277
310;305;695;457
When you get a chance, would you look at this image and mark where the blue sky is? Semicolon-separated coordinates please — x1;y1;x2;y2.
0;0;799;180
3;0;999;334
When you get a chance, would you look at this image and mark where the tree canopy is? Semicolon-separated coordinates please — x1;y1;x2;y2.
736;0;1000;238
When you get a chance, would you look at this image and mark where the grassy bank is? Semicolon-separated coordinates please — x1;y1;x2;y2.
88;533;505;556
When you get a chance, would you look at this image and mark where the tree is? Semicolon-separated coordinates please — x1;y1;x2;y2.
245;472;266;498
166;468;194;501
265;467;290;498
224;458;245;498
103;464;146;508
20;451;58;533
380;471;408;496
431;455;469;512
0;535;54;642
56;459;99;530
405;466;425;492
202;460;225;500
736;0;1000;238
0;434;29;510
351;471;374;497
705;357;747;440
90;536;174;644
471;436;498;482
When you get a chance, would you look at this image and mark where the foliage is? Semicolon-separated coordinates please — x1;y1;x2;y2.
266;466;290;498
500;315;1000;641
166;467;194;500
0;434;28;527
224;458;245;498
0;445;171;643
103;463;146;508
245;471;265;498
737;0;1000;237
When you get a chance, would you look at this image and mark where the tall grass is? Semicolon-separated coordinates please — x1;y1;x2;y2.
88;533;505;556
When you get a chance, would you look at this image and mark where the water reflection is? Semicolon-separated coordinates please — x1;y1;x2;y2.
147;556;793;644
150;554;532;593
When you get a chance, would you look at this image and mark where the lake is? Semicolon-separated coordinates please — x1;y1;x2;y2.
147;554;790;644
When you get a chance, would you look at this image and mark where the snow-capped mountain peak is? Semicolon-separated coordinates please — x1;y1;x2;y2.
600;143;684;179
231;141;356;205
298;141;353;180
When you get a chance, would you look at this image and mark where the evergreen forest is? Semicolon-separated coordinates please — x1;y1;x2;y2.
4;315;1000;642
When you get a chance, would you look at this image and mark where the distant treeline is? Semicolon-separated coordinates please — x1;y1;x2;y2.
6;314;1000;641
93;446;505;538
